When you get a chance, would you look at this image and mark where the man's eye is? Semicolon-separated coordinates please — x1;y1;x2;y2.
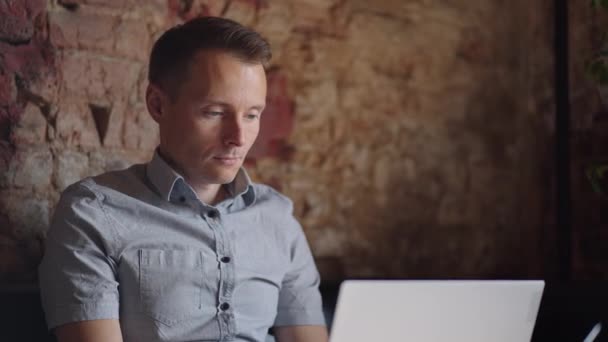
204;111;224;117
246;113;259;120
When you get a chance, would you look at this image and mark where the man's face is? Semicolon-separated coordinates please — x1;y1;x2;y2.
152;50;267;185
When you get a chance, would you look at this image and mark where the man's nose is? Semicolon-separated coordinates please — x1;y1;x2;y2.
222;117;245;147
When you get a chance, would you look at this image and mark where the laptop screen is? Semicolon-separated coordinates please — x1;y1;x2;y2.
330;280;544;342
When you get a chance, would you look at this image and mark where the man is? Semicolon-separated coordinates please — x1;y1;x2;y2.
38;17;328;342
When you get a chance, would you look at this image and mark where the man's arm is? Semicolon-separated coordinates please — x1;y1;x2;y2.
274;325;329;342
39;183;121;337
54;319;123;342
271;198;327;340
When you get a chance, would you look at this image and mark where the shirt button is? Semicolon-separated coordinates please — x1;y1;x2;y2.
220;256;231;263
179;196;186;203
208;210;219;219
220;302;230;311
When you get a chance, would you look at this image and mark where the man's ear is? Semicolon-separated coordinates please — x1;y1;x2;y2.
146;83;167;123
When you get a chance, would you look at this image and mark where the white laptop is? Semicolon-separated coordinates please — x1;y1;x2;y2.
330;280;545;342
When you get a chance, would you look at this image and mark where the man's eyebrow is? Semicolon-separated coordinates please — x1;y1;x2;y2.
202;101;265;111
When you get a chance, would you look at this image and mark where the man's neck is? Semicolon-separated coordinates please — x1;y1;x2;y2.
157;148;229;206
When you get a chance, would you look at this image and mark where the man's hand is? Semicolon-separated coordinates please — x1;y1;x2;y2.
54;319;123;342
274;325;329;342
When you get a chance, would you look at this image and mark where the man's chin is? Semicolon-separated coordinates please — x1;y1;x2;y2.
208;169;240;185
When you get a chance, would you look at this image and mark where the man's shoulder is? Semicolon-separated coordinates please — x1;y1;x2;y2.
250;182;294;213
62;163;148;202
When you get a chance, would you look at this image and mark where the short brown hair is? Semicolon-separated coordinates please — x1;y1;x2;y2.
148;16;271;97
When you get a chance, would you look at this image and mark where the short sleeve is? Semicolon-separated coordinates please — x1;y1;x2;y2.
38;182;120;330
273;216;326;327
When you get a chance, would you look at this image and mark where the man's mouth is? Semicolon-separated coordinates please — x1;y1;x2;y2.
213;156;241;166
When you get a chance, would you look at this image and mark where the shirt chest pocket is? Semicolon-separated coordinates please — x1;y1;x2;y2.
138;249;205;326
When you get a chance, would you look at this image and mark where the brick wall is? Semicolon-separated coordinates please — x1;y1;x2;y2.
0;0;560;283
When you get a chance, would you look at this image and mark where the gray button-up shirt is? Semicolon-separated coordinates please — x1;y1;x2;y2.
38;152;325;342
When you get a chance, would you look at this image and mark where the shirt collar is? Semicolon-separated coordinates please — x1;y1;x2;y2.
146;150;256;207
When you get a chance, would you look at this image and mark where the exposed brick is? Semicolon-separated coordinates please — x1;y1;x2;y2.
0;64;17;105
48;9;79;49
167;0;227;21
0;190;49;239
11;102;47;145
0;15;33;45
254;2;293;58
54;149;90;190
135;67;147;105
8;146;53;190
0;6;57;186
49;9;117;53
122;103;159;150
0;133;14;170
347;13;418;80
60;52;100;98
133;0;167;18
78;13;116;52
69;0;176;11
289;0;335;35
0;0;43;44
0;31;57;101
223;0;257;27
98;101;124;147
294;79;337;122
114;19;151;60
55;100;101;147
61;52;141;102
22;59;60;106
248;69;294;160
59;0;131;9
5;37;53;73
57;0;167;13
100;58;142;100
0;0;579;282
